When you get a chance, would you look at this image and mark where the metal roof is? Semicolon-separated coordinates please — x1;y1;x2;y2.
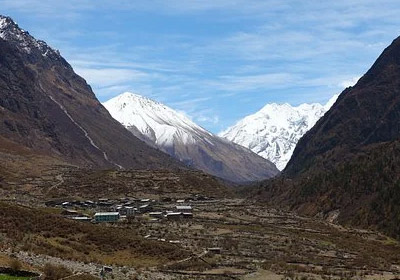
176;206;192;210
94;212;119;216
166;212;183;216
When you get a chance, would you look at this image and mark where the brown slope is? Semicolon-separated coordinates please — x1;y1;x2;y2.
165;136;279;183
125;124;279;183
0;135;233;204
256;36;400;239
0;15;182;170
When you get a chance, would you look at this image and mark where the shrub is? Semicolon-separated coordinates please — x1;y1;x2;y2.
9;258;22;272
43;263;72;280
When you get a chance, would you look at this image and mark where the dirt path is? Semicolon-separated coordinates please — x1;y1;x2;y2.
46;174;64;194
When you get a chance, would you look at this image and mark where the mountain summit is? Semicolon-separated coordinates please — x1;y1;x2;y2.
219;95;338;170
0;15;181;170
0;15;61;59
103;92;279;182
103;92;212;148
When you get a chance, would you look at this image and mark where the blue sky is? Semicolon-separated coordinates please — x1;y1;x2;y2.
1;0;400;133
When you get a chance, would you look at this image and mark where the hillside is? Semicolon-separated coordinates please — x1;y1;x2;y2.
257;36;400;239
0;202;188;267
103;92;279;182
284;37;400;177
0;15;182;170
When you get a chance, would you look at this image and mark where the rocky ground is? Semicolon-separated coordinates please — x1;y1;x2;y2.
1;166;400;280
133;199;400;279
2;198;399;280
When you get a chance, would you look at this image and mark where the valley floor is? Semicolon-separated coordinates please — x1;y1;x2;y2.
1;197;400;280
137;198;400;280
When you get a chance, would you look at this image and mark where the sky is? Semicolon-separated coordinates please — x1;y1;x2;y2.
1;0;400;133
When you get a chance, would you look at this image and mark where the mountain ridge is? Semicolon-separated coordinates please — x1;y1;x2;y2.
103;92;279;182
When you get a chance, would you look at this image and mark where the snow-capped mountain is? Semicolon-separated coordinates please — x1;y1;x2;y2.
103;92;279;182
219;95;339;170
103;92;211;149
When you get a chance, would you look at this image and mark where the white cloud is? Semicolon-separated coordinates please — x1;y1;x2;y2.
0;0;93;19
169;97;212;109
339;76;361;88
4;0;400;133
0;0;285;19
210;73;300;92
74;67;149;88
197;115;220;125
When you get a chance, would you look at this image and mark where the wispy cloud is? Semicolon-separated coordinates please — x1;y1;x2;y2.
75;68;149;88
169;97;212;109
0;0;93;19
3;0;400;132
197;114;220;125
210;73;299;92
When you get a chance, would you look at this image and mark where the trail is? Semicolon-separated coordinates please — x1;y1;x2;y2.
46;174;64;194
48;95;123;169
159;250;209;269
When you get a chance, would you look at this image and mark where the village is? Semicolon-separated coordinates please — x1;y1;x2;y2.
44;195;216;223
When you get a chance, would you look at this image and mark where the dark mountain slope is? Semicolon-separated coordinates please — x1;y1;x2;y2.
257;36;400;239
0;15;182;170
285;36;400;177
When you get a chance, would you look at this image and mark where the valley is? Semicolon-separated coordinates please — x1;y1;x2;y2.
1;192;400;280
2;157;399;280
1;6;400;280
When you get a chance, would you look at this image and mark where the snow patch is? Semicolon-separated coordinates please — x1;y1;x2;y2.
0;17;8;30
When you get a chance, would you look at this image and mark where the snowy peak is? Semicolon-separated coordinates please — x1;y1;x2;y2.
219;95;339;170
0;16;12;29
0;15;59;57
103;92;209;147
103;92;279;182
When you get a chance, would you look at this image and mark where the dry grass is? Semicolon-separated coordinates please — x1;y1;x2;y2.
0;203;188;267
